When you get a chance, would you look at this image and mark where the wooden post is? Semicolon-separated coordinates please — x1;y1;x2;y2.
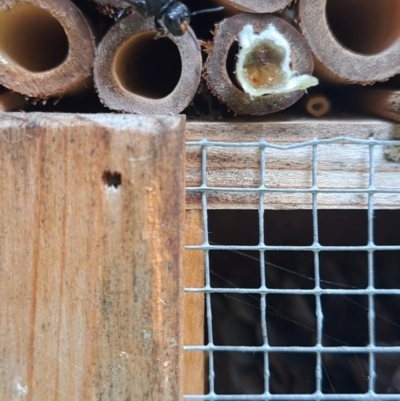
183;210;205;395
185;120;400;210
0;113;186;401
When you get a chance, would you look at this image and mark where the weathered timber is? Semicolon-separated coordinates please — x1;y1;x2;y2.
183;210;205;395
0;112;186;401
185;119;400;209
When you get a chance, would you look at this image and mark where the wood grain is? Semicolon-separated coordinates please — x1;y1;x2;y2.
0;112;186;401
183;210;205;395
186;119;400;209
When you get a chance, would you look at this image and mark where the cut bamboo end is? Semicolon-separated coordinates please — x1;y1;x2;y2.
203;14;315;115
352;89;400;123
215;0;293;13
91;0;123;7
298;0;400;84
302;92;331;118
0;0;95;98
94;12;202;115
0;90;25;111
90;0;128;17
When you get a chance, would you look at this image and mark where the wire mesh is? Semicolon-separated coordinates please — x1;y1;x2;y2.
184;137;400;401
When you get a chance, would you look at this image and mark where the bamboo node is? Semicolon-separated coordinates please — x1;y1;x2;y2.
235;24;318;97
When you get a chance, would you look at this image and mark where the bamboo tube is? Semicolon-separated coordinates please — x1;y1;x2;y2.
0;90;25;111
90;0;128;17
91;0;122;8
351;88;400;123
301;92;331;118
298;0;400;84
203;14;316;115
0;0;95;98
94;12;202;114
214;0;292;13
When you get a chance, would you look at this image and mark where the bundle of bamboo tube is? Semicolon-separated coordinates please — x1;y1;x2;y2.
0;0;399;119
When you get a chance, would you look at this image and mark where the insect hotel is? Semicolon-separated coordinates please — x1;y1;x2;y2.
1;0;400;400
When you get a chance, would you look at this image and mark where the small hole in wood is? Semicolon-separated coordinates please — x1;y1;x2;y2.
102;170;122;189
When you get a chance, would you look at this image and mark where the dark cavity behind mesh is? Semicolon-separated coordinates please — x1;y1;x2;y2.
207;209;400;396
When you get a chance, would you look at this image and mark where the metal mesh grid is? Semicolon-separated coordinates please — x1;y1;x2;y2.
184;137;400;400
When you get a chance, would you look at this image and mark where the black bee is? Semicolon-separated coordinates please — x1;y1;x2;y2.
120;0;224;37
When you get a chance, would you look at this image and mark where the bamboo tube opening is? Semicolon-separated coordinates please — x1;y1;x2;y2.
308;98;326;115
303;94;330;117
298;0;400;84
114;33;182;100
204;14;316;115
0;3;69;72
326;0;400;55
94;12;202;114
0;0;95;98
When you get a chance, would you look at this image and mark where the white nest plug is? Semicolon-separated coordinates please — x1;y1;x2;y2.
235;24;319;97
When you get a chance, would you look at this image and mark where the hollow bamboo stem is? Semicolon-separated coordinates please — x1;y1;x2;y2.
0;0;95;98
94;12;202;115
214;0;293;13
298;0;400;84
352;88;400;123
0;90;25;111
90;0;128;17
302;92;331;118
203;14;315;115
